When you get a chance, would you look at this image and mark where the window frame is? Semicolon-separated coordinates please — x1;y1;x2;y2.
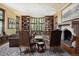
16;16;20;34
31;17;45;32
0;8;5;34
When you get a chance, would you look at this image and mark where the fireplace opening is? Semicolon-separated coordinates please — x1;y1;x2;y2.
64;29;72;46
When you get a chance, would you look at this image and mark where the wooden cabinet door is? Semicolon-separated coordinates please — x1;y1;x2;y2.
19;31;30;47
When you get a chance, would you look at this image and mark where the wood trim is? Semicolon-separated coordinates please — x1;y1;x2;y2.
59;24;70;27
61;3;72;12
62;18;79;23
16;16;20;32
72;21;79;24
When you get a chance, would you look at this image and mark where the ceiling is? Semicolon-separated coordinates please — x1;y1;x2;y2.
3;3;65;17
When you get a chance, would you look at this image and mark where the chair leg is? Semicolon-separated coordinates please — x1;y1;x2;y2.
19;47;25;55
19;47;22;55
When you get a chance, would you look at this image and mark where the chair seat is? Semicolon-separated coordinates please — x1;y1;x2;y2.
37;42;46;53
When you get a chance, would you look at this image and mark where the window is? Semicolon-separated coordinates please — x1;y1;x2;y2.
16;16;20;33
31;17;45;32
0;9;4;34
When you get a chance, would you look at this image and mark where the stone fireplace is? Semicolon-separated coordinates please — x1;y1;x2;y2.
59;20;75;47
59;19;79;55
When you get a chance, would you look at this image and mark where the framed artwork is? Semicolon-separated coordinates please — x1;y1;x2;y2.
8;18;16;29
61;4;79;22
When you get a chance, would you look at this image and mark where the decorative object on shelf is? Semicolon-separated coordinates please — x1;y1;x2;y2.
44;16;54;35
22;16;30;31
8;18;16;29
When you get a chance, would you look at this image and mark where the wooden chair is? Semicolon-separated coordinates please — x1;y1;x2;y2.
36;39;46;52
50;29;62;47
50;29;63;53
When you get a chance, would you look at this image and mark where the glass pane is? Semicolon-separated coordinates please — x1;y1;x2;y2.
35;18;36;23
43;18;45;23
31;18;35;23
30;17;45;31
0;21;2;34
38;24;40;31
36;18;38;23
35;24;37;31
40;24;42;31
0;10;3;19
41;18;43;23
42;24;45;31
37;18;40;23
16;17;20;30
40;18;41;23
37;23;40;31
31;24;34;31
34;24;35;31
16;17;19;22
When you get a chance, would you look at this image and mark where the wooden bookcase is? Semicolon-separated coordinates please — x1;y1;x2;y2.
19;16;30;47
45;16;54;35
21;16;30;31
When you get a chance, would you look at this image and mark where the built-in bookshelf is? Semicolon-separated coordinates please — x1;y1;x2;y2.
21;16;30;31
20;16;30;47
45;16;54;35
